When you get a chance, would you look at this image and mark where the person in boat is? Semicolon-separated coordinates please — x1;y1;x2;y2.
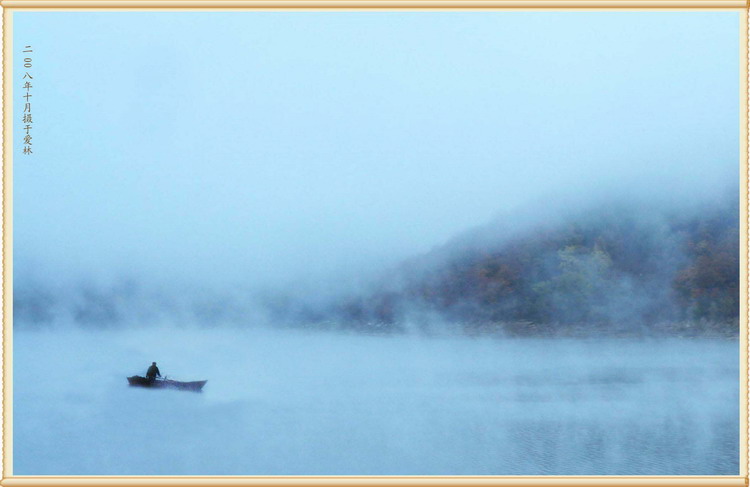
146;362;161;383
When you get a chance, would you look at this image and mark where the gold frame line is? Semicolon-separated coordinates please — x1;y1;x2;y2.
3;5;12;483
0;3;746;487
0;1;747;8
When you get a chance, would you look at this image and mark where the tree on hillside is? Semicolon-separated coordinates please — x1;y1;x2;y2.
530;245;613;324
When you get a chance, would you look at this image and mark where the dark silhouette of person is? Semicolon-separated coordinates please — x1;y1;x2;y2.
146;362;161;383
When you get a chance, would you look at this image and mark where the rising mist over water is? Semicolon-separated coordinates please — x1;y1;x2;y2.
14;189;740;337
14;326;739;475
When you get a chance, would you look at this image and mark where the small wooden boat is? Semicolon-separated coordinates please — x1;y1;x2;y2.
127;375;207;392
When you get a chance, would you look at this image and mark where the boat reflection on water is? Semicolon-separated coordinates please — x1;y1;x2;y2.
127;375;207;392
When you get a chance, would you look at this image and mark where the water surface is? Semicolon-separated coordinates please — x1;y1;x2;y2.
13;326;739;475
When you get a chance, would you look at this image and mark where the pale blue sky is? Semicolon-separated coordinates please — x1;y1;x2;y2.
13;11;740;288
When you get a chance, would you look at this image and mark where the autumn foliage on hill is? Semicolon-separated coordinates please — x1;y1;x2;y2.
334;197;740;335
14;195;740;337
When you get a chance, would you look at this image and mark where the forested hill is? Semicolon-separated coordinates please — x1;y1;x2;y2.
15;195;740;337
323;197;740;336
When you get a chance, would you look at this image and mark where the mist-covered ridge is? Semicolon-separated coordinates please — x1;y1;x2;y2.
272;193;740;336
15;193;740;337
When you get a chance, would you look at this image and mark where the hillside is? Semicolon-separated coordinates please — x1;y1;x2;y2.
15;196;741;337
326;197;740;336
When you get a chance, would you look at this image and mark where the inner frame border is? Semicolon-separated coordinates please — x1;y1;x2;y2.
0;4;746;486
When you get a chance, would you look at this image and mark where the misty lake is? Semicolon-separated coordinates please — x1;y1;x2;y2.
13;326;739;475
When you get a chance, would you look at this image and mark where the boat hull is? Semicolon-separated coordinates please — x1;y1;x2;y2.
127;376;207;392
